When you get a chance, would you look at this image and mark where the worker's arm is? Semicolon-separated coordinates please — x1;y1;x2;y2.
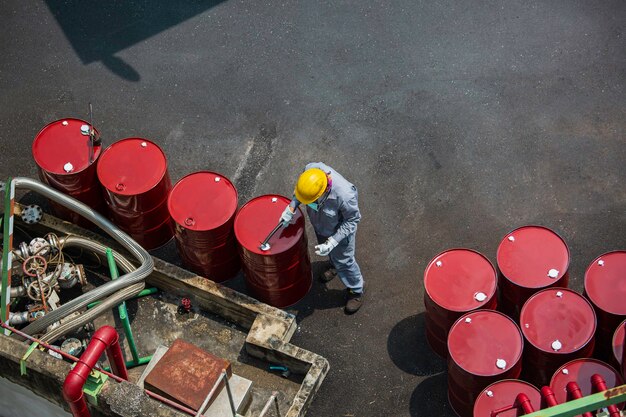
330;188;361;244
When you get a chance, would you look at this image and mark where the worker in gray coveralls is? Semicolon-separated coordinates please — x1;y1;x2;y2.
279;162;365;314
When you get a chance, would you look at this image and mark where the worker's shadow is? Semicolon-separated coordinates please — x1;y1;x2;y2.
289;261;346;321
387;313;446;376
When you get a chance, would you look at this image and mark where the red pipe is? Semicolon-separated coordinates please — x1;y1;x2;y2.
590;374;621;417
540;386;558;407
63;326;128;417
489;393;535;416
0;322;196;416
515;393;535;414
565;382;593;417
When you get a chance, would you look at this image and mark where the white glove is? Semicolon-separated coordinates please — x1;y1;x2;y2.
280;205;295;227
315;237;338;256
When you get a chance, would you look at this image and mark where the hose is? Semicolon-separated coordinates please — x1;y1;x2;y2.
20;236;140;339
12;177;153;336
41;282;145;344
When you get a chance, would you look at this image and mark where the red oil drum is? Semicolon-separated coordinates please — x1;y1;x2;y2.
97;138;174;249
423;249;498;357
32;118;104;226
584;251;626;361
234;195;312;308
612;320;625;376
473;380;541;417
496;226;570;320
550;358;624;409
167;171;240;282
447;310;524;417
519;288;596;387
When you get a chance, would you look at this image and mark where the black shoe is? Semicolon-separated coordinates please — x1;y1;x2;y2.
345;286;365;314
320;268;338;283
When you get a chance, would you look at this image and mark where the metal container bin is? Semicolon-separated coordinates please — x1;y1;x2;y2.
32;118;104;226
519;287;596;387
447;310;524;417
423;248;498;357
473;379;541;417
234;194;312;308
168;171;240;282
97;138;173;249
584;251;626;361
496;225;570;320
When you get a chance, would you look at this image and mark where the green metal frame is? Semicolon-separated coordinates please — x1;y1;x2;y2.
524;384;626;417
104;248;153;368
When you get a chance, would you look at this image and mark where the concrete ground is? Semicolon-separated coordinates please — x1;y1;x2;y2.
1;1;625;416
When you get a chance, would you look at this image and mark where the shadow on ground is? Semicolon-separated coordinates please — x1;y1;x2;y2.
410;372;454;416
387;313;446;376
44;0;226;81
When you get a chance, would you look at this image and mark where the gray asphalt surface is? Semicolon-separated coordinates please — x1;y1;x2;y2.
1;1;625;416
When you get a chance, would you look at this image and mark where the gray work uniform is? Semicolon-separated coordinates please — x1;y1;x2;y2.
291;162;364;293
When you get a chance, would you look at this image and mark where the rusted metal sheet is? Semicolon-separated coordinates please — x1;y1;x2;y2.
144;339;232;411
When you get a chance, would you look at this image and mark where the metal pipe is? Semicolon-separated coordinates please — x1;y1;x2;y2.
515;393;535;414
194;371;226;417
590;374;621;417
105;248;139;363
223;370;237;417
565;382;593;417
540;386;558;407
11;177;153;337
63;325;128;417
259;391;280;417
0;322;196;416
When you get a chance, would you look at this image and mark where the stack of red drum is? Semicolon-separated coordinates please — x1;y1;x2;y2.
97;138;174;250
32;118;104;227
423;249;497;357
168;172;240;282
421;225;626;416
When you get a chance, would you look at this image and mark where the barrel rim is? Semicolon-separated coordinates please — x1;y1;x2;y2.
97;137;168;195
32;118;101;175
473;379;541;415
496;224;571;289
550;357;624;390
520;286;597;354
423;247;497;312
168;170;238;231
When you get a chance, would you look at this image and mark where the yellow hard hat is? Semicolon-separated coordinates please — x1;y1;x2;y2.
294;168;328;204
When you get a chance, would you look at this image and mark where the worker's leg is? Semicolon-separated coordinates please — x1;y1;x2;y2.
328;233;364;293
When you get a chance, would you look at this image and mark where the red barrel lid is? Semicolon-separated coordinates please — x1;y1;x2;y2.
424;249;497;312
168;171;237;231
473;380;541;417
448;310;523;376
550;358;624;404
234;195;304;255
584;251;626;315
97;138;167;195
497;226;569;288
520;288;596;353
613;319;625;365
32;118;101;174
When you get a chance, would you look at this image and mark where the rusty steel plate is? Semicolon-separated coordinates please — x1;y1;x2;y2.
144;339;232;411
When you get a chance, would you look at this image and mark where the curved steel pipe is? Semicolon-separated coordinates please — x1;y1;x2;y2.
12;177;153;336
